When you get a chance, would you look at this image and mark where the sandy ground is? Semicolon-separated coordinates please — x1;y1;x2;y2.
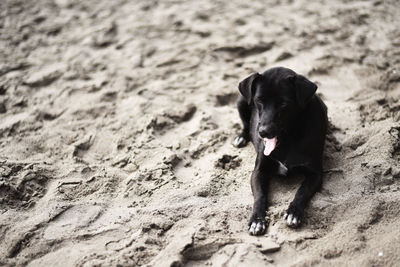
1;0;400;266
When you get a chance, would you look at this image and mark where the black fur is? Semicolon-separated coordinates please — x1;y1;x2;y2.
234;67;328;236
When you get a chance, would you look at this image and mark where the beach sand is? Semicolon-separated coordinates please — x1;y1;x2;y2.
1;0;400;266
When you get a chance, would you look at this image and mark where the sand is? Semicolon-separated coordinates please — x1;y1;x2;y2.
1;0;400;266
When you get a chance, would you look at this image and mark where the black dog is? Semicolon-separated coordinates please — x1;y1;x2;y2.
233;67;328;236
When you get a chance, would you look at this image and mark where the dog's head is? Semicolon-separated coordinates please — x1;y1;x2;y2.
238;67;317;154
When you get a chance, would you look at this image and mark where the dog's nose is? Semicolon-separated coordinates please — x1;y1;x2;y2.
259;125;277;139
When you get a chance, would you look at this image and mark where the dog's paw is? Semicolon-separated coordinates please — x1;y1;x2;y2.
284;205;303;228
233;135;249;148
248;217;267;236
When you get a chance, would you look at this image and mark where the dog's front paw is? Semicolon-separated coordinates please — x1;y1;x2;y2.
248;217;267;236
284;205;304;228
233;135;249;148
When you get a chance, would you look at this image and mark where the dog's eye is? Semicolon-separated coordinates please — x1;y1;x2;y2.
281;102;289;108
255;98;263;105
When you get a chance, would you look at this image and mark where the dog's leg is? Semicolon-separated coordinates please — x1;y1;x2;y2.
248;154;278;235
285;172;322;227
233;96;251;147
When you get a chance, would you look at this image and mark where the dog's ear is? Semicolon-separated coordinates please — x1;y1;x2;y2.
290;75;317;108
238;73;261;105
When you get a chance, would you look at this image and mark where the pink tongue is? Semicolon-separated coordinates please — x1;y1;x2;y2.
263;137;277;156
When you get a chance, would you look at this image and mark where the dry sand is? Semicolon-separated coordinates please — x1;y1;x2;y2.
1;0;400;266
